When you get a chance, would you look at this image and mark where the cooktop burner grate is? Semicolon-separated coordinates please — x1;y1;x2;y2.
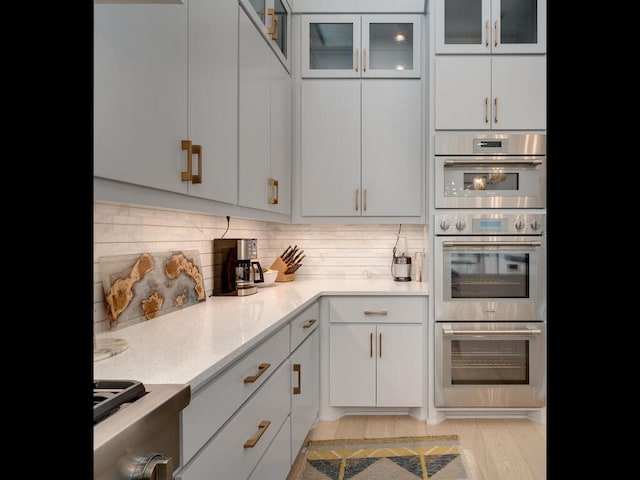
94;379;146;424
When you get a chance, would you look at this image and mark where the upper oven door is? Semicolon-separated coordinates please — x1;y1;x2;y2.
434;235;546;321
434;154;546;209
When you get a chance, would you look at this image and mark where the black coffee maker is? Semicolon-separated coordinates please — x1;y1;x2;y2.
213;238;261;296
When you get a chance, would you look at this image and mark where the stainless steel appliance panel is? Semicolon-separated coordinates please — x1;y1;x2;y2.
434;133;546;209
435;322;546;408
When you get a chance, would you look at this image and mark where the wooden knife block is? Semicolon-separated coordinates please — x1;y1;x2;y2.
269;257;296;282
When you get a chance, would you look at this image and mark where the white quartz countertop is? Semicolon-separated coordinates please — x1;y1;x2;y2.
94;277;428;393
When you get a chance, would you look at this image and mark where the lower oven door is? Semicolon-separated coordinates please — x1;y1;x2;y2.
435;322;546;408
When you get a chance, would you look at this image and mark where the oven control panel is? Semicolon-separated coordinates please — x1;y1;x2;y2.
435;213;545;235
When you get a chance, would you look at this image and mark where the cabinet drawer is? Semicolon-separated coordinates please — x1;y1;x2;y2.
176;360;291;480
329;296;425;324
290;301;319;352
181;326;290;464
248;415;292;480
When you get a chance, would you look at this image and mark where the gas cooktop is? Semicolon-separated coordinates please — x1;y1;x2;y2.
93;379;147;424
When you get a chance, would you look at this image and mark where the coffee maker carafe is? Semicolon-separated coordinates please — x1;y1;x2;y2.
213;238;259;296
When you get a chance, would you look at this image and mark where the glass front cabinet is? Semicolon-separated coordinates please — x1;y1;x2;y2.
434;0;546;54
240;0;291;71
301;15;421;78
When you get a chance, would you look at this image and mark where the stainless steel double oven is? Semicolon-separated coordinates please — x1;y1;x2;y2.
433;133;546;409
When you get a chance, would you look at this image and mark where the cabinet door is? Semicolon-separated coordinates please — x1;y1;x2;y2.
290;329;319;462
94;2;188;194
376;324;423;407
434;56;492;130
491;0;546;54
361;15;421;78
269;53;292;214
239;8;271;211
187;0;238;203
435;0;545;54
329;324;376;406
362;80;422;216
240;0;291;72
301;80;361;216
301;15;361;78
491;55;546;130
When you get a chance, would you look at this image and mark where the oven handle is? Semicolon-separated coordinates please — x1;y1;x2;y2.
443;327;542;336
443;159;543;166
442;240;542;247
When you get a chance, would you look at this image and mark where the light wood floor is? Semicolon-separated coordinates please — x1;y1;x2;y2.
287;415;546;480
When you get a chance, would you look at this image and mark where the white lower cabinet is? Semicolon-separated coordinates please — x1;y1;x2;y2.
175;360;291;480
328;296;425;407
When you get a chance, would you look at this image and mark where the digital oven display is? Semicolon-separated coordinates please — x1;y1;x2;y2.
474;218;506;232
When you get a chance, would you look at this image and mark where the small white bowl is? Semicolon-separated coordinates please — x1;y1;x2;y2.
257;269;278;287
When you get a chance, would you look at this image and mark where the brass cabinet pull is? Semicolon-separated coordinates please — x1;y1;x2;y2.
267;9;278;40
363;48;367;72
379;332;382;357
355;189;359;211
191;144;202;184
494;20;498;48
370;332;373;357
293;363;302;394
485;20;490;48
363;188;367;211
494;97;499;123
244;420;271;448
302;319;316;329
244;363;271;383
364;310;388;315
181;140;192;181
484;97;489;123
355;49;358;72
181;140;202;183
268;178;279;204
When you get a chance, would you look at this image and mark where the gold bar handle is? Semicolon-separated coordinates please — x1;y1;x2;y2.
484;97;489;123
355;189;359;211
485;20;490;48
244;420;271;448
370;332;373;357
363;188;367;211
494;20;498;48
191;144;202;184
363;48;367;72
267;9;278;40
364;310;388;315
494;97;499;123
244;363;271;383
181;140;192;181
268;178;279;204
379;332;382;358
303;319;316;329
293;364;301;394
355;49;358;72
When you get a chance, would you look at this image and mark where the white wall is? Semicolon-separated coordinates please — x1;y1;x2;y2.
94;201;427;332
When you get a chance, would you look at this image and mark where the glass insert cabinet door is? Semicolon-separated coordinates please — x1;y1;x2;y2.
301;15;421;78
239;0;291;70
434;0;546;54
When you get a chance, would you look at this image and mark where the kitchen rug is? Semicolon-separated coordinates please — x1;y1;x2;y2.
294;435;473;480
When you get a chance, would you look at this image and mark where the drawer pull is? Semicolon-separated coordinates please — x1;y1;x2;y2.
364;310;388;315
302;319;317;329
244;363;271;384
370;332;373;357
244;420;271;448
293;363;301;394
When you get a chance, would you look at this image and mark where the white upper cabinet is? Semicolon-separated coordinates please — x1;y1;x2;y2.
301;79;422;217
435;0;546;54
301;14;421;78
239;0;291;71
94;0;239;204
238;7;292;214
434;55;546;130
